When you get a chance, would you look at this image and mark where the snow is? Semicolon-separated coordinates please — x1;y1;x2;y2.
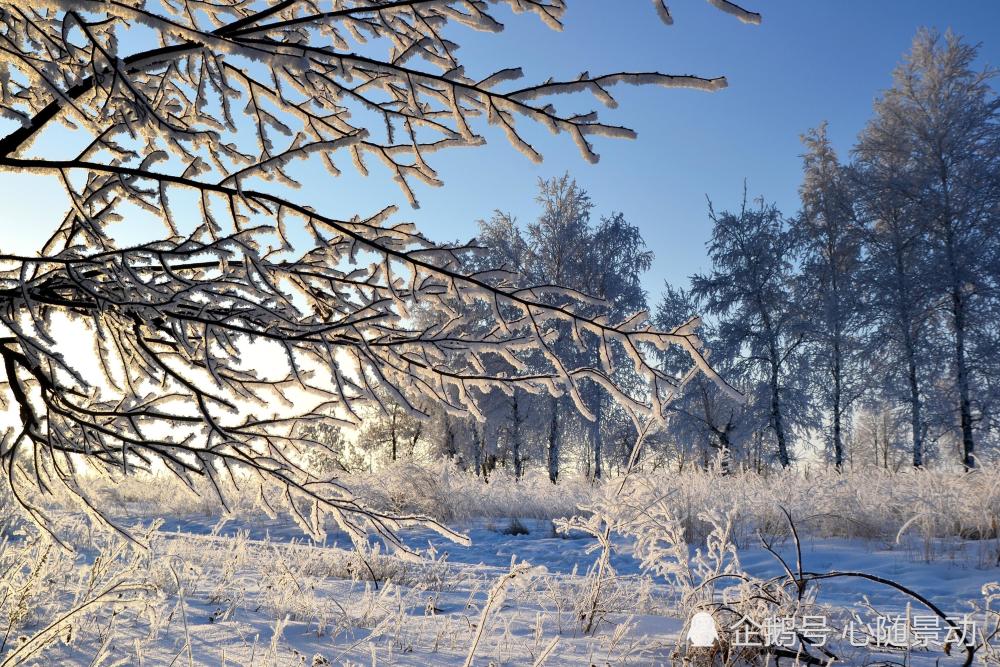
6;490;997;666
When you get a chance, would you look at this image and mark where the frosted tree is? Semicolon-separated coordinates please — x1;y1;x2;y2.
525;175;593;482
356;395;426;464
795;123;864;470
853;119;938;468
585;212;653;478
477;175;652;481
475;178;591;483
468;211;540;479
862;30;1000;468
470;210;536;478
0;1;749;540
653;284;748;469
691;194;805;467
295;419;363;474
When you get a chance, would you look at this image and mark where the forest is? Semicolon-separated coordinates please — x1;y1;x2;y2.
351;30;1000;479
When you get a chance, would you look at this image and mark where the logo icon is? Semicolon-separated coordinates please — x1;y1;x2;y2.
687;611;720;647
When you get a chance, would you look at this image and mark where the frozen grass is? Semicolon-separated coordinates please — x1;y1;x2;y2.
613;464;1000;565
2;463;1000;664
87;462;1000;550
348;462;1000;557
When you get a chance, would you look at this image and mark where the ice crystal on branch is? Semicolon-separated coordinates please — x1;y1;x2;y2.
0;0;751;545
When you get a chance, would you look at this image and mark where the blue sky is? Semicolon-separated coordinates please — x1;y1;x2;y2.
373;1;1000;298
3;1;999;303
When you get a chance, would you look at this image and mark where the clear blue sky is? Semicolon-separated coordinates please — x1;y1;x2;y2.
3;1;999;303
341;0;1000;299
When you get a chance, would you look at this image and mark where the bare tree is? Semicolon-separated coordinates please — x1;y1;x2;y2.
0;1;749;545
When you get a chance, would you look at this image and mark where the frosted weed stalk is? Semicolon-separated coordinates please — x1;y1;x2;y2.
553;457;997;665
0;517;162;666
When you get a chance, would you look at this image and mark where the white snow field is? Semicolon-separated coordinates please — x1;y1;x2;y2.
3;463;1000;666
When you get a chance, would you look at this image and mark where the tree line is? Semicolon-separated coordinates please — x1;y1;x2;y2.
346;29;1000;478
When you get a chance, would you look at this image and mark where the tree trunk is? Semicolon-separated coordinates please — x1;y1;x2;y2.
872;415;880;469
759;305;790;467
390;408;398;462
905;338;924;468
882;410;890;470
547;396;559;484
951;280;975;469
511;395;523;480
892;241;924;467
483;453;497;481
940;169;975;469
832;338;843;471
769;354;790;467
442;413;458;461
716;420;734;474
409;424;422;458
472;423;483;477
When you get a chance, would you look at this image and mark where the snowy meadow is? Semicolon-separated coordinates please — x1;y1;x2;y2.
2;463;1000;665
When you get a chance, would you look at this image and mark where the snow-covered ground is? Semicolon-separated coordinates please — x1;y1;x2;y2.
4;465;1000;665
9;516;997;665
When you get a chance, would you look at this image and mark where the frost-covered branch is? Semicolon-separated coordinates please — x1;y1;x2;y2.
0;0;751;543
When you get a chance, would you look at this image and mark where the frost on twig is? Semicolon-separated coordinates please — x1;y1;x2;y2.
0;0;753;546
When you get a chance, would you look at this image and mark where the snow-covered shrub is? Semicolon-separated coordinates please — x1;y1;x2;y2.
599;464;1000;560
65;461;1000;568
